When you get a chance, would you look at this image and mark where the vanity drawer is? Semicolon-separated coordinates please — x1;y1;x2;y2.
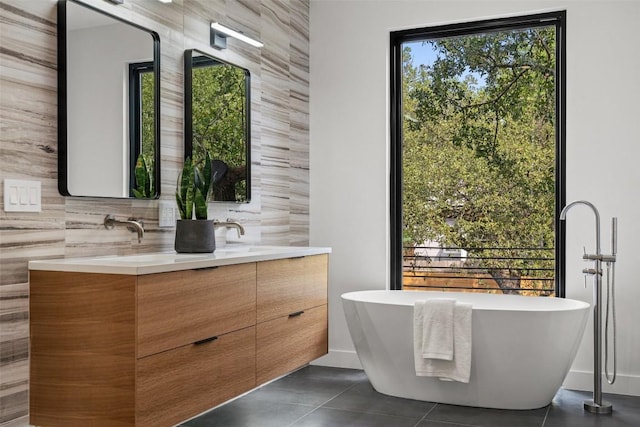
136;326;256;427
257;254;328;323
256;304;328;384
137;263;256;358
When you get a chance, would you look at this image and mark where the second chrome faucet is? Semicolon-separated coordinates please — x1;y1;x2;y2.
104;214;144;243
213;219;245;238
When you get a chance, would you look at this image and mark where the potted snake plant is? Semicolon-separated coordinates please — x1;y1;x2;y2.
174;153;216;253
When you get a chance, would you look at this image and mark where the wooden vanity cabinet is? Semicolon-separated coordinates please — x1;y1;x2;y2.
29;255;329;427
256;255;329;383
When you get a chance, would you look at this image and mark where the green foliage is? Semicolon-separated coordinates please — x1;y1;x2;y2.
176;153;213;220
141;71;155;160
191;62;248;201
176;157;194;220
132;154;153;198
135;70;155;199
402;27;557;293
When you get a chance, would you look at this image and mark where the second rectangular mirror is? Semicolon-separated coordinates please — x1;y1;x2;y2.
184;49;251;203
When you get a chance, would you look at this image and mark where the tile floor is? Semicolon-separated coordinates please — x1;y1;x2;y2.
180;366;640;427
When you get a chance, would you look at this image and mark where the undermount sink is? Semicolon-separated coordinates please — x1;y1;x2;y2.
72;247;292;265
214;246;286;254
76;253;210;265
67;247;299;265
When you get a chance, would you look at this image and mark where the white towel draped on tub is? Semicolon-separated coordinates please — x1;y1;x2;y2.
413;299;473;383
418;299;455;360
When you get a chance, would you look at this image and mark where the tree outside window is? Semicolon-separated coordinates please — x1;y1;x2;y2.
392;13;565;296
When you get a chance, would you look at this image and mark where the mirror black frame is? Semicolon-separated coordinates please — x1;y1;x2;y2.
184;49;251;203
57;0;161;198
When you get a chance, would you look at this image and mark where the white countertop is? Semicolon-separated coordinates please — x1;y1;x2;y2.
28;246;332;275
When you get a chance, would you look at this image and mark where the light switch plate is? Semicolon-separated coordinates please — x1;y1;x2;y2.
158;200;176;227
4;179;41;212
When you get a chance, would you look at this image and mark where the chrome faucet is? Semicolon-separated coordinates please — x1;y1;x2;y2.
560;200;617;414
104;214;145;243
213;219;245;239
560;200;601;255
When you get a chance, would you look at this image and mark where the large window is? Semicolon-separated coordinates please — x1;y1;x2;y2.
390;12;566;296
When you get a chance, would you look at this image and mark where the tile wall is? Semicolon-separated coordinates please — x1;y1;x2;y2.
0;0;310;423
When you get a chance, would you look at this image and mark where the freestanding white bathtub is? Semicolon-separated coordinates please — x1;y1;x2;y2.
342;290;590;410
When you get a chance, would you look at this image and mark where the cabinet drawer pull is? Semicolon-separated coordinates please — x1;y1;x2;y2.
194;336;218;345
193;266;219;271
288;310;305;318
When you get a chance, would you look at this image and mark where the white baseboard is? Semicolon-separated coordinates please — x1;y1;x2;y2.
311;349;362;369
563;370;640;397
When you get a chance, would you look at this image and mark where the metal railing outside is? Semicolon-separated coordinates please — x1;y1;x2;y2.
402;246;555;296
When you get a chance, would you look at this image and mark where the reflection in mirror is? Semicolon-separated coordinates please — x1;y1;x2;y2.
58;0;160;198
185;49;250;203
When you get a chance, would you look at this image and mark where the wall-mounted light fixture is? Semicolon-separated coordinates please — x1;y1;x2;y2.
210;22;263;50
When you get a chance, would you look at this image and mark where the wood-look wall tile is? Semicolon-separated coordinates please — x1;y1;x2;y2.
0;366;28;423
259;210;290;245
289;214;310;246
0;282;29;425
0;220;64;285
128;0;184;33
0;325;28;363
0;414;29;427
0;283;28;318
159;39;185;201
183;0;224;43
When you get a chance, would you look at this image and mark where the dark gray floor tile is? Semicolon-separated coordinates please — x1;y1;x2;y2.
426;403;548;427
290;407;420;427
180;394;314;427
544;389;640;427
251;366;366;406
248;382;349;407
180;367;640;427
323;381;436;418
285;365;369;383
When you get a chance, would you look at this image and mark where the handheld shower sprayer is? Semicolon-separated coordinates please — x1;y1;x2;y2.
611;217;617;257
604;217;617;386
560;200;617;414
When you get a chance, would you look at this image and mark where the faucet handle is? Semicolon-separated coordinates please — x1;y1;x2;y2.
104;214;116;230
582;247;595;261
611;217;617;256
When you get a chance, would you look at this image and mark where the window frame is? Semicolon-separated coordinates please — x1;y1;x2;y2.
128;60;156;197
389;11;567;296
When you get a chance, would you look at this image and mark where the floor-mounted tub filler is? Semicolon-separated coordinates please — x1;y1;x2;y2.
560;200;618;414
342;290;590;410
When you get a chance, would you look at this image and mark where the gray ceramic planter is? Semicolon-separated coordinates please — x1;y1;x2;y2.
175;219;216;253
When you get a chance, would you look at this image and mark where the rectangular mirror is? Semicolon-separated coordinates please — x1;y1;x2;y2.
58;0;160;198
184;49;250;203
